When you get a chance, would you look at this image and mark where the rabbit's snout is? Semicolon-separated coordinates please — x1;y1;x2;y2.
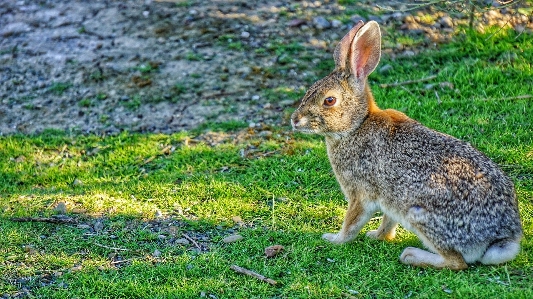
291;112;308;130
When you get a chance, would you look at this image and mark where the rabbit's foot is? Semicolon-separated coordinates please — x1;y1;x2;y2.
366;229;396;241
322;232;350;244
400;247;467;270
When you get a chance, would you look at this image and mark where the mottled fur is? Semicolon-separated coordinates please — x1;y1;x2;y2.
291;21;523;270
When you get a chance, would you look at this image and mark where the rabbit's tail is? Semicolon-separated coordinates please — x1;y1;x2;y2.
480;238;521;265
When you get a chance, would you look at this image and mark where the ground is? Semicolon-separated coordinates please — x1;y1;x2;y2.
1;0;531;135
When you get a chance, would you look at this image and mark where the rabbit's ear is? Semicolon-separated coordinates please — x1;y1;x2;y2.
333;20;364;70
350;21;381;81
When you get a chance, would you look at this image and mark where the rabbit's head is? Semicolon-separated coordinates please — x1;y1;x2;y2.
291;21;381;137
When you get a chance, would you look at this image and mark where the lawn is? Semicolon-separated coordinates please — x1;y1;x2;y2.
1;28;532;298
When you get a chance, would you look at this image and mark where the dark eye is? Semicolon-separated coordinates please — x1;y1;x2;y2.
323;97;336;107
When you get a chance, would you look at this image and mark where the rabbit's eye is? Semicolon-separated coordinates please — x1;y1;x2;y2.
323;97;336;107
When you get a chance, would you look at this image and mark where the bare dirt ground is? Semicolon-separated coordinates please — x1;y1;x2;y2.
1;0;531;135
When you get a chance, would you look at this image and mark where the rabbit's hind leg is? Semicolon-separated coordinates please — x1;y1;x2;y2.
400;247;468;270
480;239;520;265
366;214;398;241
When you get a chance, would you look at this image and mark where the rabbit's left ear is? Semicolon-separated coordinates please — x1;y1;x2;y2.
350;21;381;81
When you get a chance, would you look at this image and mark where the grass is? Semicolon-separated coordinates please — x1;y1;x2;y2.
1;28;532;298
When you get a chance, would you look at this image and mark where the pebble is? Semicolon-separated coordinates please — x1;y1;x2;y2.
439;16;453;28
241;31;250;38
331;20;342;28
403;50;416;57
251;95;260;101
313;16;331;29
222;234;243;243
350;15;366;23
176;238;190;245
153;249;162;257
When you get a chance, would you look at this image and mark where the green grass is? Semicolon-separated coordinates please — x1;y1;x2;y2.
1;28;532;298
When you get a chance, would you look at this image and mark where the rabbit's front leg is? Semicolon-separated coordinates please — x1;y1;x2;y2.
366;214;398;241
323;197;374;244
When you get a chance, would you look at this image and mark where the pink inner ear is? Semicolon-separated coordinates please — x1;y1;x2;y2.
350;26;380;80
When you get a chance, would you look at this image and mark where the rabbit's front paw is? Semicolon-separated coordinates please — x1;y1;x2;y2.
322;232;348;244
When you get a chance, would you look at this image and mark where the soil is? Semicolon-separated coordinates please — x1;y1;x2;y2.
1;0;531;135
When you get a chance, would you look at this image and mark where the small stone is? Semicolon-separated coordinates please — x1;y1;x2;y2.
251;95;260;101
54;202;67;214
241;31;250;38
189;9;198;15
142;11;149;17
403;50;416;57
153;249;162;257
331;20;342;28
155;210;163;218
259;130;272;137
439;16;453;28
313;16;331;30
350;15;366;24
73;178;83;186
176;238;190;245
222;234;243;243
158;234;166;240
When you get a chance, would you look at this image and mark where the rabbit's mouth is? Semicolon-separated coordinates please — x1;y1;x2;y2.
291;117;318;134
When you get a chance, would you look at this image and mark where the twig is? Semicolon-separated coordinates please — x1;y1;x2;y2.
110;258;135;265
230;265;278;286
182;233;202;251
94;242;130;252
10;216;77;224
379;75;437;88
502;95;532;101
483;94;532;101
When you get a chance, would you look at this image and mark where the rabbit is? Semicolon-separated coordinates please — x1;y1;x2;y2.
290;20;523;270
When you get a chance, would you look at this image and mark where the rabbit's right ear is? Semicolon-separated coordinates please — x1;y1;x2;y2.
350;21;381;81
333;20;364;71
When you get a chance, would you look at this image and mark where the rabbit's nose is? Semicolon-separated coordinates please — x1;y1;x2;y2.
291;113;307;129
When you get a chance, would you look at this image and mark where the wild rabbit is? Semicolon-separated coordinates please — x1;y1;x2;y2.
291;21;522;270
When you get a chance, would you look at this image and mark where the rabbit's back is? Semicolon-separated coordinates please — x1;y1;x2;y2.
327;111;522;257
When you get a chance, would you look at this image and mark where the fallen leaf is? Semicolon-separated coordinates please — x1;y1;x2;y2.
264;245;284;258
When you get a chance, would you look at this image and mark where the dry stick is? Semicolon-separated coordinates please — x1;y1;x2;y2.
111;258;135;265
502;95;532;101
94;242;130;252
10;216;77;224
379;75;437;88
230;265;278;286
182;233;202;251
